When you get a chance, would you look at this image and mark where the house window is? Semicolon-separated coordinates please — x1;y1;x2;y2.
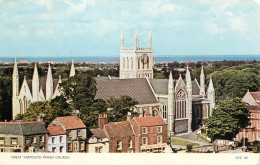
251;121;255;128
11;138;17;145
77;130;82;137
175;89;187;119
0;148;4;152
60;136;63;143
142;137;148;145
68;143;72;151
142;127;148;134
257;121;260;129
251;113;255;118
257;114;260;119
117;141;122;150
258;133;260;141
80;142;84;151
68;131;72;138
0;137;4;145
157;135;163;144
95;146;102;153
33;137;37;143
52;137;55;144
40;136;44;143
129;140;133;148
73;142;78;151
60;146;63;153
157;126;162;133
52;147;56;152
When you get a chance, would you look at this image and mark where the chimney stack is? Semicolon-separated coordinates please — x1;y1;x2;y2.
37;113;46;127
144;111;152;117
98;114;108;129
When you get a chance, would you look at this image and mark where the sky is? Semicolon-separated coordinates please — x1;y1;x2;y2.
0;0;260;57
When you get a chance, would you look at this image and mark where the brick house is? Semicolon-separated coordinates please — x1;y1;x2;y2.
131;112;167;153
0;121;48;152
47;125;67;153
236;91;260;142
49;116;87;153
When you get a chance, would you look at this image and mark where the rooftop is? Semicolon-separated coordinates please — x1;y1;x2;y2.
47;125;66;135
133;116;166;127
56;116;86;130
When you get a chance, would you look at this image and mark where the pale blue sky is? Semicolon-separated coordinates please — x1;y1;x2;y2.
0;0;260;57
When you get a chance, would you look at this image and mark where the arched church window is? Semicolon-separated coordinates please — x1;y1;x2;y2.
23;97;27;112
131;57;133;69
175;89;186;119
162;104;167;119
123;58;125;69
127;57;129;69
19;100;23;114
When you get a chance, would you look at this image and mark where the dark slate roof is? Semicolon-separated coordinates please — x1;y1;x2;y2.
192;81;200;95
248;105;260;110
104;121;133;138
250;92;260;102
95;78;158;104
90;128;107;139
39;77;59;97
0;122;48;135
149;79;172;95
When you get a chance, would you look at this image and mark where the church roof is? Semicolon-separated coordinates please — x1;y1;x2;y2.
0;121;48;135
104;121;133;138
149;79;201;96
95;78;158;104
39;77;60;98
192;81;200;95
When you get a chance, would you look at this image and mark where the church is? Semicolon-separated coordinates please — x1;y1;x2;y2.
95;30;216;135
12;59;75;119
12;30;216;136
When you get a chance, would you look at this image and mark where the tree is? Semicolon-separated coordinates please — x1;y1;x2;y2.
15;95;71;126
205;98;250;141
106;95;138;122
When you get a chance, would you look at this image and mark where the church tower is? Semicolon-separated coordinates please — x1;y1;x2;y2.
207;77;215;116
120;30;153;79
12;58;19;119
69;60;75;77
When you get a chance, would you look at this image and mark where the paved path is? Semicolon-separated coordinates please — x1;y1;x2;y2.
173;131;210;146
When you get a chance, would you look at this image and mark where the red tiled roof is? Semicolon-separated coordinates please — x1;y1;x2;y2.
248;105;260;111
47;125;66;135
134;116;166;127
250;92;260;102
104;121;133;138
57;116;86;130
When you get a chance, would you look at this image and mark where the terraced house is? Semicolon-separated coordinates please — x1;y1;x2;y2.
0;121;48;152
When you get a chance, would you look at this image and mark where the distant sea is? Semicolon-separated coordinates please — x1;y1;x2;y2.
0;55;259;63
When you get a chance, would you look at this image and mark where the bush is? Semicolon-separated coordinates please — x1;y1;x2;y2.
253;141;260;146
186;144;193;152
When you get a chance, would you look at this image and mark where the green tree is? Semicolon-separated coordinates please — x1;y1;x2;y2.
153;73;166;79
205;98;250;141
106;95;138;122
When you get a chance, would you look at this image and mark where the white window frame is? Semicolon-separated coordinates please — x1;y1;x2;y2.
117;141;122;150
258;133;260;141
60;136;63;143
251;121;254;128
257;121;260;129
157;135;163;144
129;140;133;148
157;126;162;133
257;114;260;119
40;136;44;143
0;137;4;145
52;137;56;144
73;142;78;151
142;137;148;145
251;113;255;118
142;127;148;134
80;142;84;151
33;137;37;143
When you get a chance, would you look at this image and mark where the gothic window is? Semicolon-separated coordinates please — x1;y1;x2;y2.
19;100;23;114
127;57;129;69
162;104;167;119
23;97;27;112
131;57;133;69
123;58;125;69
175;89;186;119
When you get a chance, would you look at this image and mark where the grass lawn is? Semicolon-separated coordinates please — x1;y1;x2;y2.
171;139;199;146
197;134;211;143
